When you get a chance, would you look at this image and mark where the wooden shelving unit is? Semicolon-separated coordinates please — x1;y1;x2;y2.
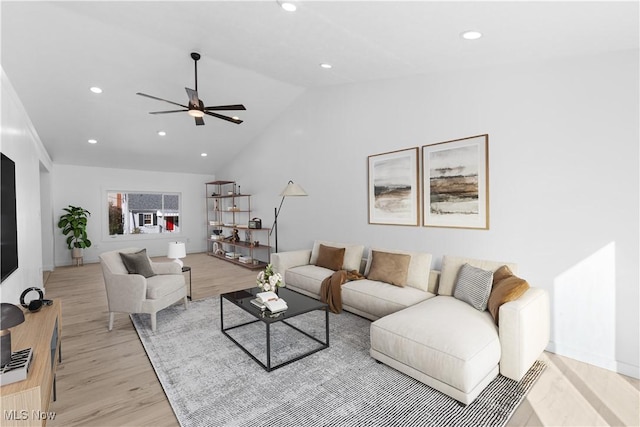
205;181;270;270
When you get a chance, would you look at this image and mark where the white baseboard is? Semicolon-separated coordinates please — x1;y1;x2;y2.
617;361;640;379
547;341;639;379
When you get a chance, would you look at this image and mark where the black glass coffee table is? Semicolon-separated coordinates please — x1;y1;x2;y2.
220;287;329;371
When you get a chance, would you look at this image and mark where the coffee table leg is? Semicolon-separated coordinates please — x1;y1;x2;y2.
325;308;330;346
220;295;224;331
266;323;271;371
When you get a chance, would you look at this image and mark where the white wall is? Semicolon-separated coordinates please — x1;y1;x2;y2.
52;164;215;266
0;69;53;304
219;50;639;378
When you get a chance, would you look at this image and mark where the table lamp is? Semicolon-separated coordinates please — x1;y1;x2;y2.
1;303;25;368
167;241;187;268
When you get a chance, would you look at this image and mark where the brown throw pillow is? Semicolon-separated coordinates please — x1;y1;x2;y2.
366;250;411;287
487;265;529;325
315;244;346;271
119;249;156;278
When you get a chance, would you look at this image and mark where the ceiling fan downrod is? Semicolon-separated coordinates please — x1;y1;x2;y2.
191;52;200;92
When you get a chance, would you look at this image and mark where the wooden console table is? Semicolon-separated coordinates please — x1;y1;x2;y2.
0;299;62;427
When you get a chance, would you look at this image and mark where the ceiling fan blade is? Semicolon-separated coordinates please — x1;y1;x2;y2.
137;92;188;109
185;87;199;107
204;111;243;124
195;117;205;126
204;104;246;111
149;109;188;114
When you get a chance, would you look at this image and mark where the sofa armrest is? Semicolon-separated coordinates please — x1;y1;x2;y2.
499;287;550;381
271;250;312;278
151;260;182;275
105;273;147;312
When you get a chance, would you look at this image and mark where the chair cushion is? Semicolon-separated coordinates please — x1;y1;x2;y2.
370;296;500;393
315;244;345;271
119;249;155;278
146;274;185;299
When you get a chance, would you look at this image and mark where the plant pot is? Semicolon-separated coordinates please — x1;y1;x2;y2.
71;248;83;267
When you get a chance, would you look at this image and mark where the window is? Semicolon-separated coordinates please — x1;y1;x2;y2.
107;192;181;235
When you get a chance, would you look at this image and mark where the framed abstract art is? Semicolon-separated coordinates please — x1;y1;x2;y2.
368;147;419;226
422;135;489;229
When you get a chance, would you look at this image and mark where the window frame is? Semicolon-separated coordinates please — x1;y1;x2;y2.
104;190;183;241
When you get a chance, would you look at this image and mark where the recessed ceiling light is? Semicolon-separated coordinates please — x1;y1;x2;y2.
461;31;482;40
201;153;208;157
88;139;97;144
320;63;332;69
278;1;296;12
158;131;166;136
90;87;102;94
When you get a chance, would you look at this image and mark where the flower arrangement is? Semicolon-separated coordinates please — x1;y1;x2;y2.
256;263;283;292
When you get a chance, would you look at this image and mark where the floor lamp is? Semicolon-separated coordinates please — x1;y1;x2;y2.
270;180;307;253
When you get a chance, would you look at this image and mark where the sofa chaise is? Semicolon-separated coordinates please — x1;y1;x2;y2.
271;240;550;404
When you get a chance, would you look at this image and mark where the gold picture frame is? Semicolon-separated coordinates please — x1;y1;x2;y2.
422;135;489;229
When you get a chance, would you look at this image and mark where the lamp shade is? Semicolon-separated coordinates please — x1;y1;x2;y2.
279;181;307;197
167;242;186;259
1;303;25;330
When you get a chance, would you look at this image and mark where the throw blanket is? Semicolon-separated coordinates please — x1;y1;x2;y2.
321;270;365;313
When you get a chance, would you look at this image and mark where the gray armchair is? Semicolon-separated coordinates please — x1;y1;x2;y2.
99;247;188;331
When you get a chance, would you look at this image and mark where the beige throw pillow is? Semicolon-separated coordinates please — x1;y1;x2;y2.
315;244;346;271
488;265;530;325
366;250;411;287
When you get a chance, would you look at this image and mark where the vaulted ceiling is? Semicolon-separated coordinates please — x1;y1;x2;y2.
2;1;637;174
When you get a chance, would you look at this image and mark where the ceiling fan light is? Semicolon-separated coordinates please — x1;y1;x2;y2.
278;1;297;12
188;109;205;118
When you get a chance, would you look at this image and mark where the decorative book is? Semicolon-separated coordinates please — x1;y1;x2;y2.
255;291;288;313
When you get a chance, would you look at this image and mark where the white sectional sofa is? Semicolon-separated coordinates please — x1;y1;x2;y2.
272;240;550;405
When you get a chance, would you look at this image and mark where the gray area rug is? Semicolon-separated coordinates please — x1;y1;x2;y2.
132;297;545;427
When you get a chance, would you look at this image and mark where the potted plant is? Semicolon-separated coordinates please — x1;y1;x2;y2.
57;205;92;260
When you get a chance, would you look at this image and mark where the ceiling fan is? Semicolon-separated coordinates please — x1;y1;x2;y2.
137;52;245;126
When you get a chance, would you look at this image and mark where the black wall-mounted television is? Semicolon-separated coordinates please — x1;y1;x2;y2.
1;152;18;282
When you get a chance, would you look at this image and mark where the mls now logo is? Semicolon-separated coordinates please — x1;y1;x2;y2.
4;410;56;421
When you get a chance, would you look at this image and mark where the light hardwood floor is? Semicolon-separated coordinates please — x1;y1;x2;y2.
43;253;639;427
